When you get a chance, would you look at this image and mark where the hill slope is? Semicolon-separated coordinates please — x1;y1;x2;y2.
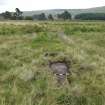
23;6;105;17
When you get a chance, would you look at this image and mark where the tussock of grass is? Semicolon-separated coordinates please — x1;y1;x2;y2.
64;24;105;35
0;24;46;35
57;94;105;105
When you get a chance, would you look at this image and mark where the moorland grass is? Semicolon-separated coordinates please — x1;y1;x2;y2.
0;24;46;35
0;21;105;105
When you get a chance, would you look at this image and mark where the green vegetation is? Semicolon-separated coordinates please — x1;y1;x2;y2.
0;21;105;105
48;14;54;21
64;23;105;34
57;11;71;20
1;8;23;20
0;24;45;35
25;16;33;20
33;13;47;20
75;13;105;20
1;6;105;20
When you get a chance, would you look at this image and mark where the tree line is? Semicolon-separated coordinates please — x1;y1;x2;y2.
0;9;71;20
1;8;23;20
75;13;105;20
1;8;105;20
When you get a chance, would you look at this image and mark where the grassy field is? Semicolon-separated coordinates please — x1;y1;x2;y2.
0;21;105;105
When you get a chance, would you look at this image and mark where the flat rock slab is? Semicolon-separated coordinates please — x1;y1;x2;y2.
50;62;69;74
49;61;70;85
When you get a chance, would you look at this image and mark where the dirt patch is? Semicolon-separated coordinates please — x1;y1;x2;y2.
49;60;71;85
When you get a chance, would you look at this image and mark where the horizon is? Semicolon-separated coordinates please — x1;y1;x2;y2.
0;5;105;13
0;0;105;13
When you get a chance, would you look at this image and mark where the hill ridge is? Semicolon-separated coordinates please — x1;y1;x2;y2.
23;6;105;17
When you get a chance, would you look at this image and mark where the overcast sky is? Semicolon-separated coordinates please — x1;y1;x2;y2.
0;0;105;13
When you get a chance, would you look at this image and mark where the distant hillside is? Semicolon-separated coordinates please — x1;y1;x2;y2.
23;6;105;18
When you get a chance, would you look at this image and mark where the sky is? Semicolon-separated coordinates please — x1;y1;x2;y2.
0;0;105;13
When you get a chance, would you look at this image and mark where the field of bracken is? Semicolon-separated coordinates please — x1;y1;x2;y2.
0;21;105;105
